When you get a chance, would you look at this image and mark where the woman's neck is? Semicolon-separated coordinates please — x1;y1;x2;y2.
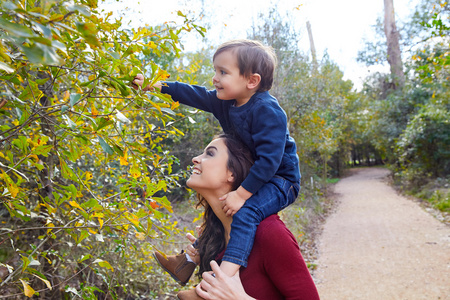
200;190;233;244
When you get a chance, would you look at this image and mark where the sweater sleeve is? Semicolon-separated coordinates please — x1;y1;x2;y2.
260;217;320;300
241;101;287;194
160;81;219;114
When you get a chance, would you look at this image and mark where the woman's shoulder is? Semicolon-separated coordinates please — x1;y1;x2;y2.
256;214;298;245
258;214;286;230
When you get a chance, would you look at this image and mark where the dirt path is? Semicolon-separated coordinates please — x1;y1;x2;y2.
314;168;450;300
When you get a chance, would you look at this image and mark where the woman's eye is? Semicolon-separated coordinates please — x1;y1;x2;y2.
206;150;214;156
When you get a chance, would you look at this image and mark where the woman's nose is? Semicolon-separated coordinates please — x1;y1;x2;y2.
192;154;201;164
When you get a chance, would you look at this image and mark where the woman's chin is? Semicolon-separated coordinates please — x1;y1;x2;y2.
186;178;193;188
186;177;197;189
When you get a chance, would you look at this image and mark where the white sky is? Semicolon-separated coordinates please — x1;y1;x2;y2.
100;0;420;90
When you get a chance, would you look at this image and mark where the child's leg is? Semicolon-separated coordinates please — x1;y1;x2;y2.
221;177;299;271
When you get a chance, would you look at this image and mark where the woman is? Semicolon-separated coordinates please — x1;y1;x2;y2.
177;134;319;299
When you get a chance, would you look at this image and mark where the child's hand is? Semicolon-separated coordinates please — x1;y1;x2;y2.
132;74;145;90
132;74;162;91
220;191;245;216
185;232;200;265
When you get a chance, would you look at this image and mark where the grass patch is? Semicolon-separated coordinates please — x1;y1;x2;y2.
327;178;339;184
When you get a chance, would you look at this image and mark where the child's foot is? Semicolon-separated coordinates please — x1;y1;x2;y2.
153;251;196;286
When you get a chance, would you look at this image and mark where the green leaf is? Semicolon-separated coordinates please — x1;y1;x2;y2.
95;117;114;131
0;17;34;37
160;107;175;115
30;21;52;38
59;158;76;180
76;22;100;47
81;198;98;209
107;51;120;60
78;254;93;263
21;255;30;272
61;105;69;113
112;143;124;156
65;3;91;17
63;115;77;130
30;271;52;290
98;136;114;155
33;145;53;157
94;259;114;271
69;94;81;107
12;136;28;153
0;61;14;73
116;111;131;124
77;230;90;243
21;43;62;65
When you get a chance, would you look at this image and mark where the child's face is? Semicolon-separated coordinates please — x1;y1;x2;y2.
212;50;252;105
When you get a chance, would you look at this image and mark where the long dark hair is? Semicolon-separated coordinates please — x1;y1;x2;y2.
195;133;254;276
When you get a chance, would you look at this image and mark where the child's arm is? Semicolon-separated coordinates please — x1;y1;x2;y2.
132;75;224;117
220;186;253;217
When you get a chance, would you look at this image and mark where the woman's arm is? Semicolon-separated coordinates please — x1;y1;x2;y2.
261;219;320;300
195;261;256;300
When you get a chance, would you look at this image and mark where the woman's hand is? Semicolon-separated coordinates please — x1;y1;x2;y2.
185;232;200;265
196;261;254;300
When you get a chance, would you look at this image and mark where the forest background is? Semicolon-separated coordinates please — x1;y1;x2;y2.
0;0;448;299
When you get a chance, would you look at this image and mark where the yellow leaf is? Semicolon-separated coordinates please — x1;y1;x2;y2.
154;249;167;260
97;260;114;271
171;101;180;110
69;201;85;212
20;279;35;297
47;222;54;234
32;274;52;290
8;183;19;198
29;154;39;163
120;156;128;166
91;103;98;117
124;212;140;227
63;90;70;102
135;232;145;240
98;218;103;229
119;150;128;166
130;166;141;179
85;171;93;181
2;170;19;198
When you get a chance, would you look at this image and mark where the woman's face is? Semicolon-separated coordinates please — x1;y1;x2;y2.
186;138;234;194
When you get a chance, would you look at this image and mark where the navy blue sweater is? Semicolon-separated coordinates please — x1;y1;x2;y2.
161;82;300;194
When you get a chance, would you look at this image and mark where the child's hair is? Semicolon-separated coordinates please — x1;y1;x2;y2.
213;39;277;92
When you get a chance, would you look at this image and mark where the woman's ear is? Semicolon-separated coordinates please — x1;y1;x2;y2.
247;73;261;90
227;172;235;183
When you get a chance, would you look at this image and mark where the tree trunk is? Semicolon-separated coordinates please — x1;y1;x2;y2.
384;0;405;89
306;21;318;72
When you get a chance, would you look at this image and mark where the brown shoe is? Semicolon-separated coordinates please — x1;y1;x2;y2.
153;251;196;286
177;288;204;300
